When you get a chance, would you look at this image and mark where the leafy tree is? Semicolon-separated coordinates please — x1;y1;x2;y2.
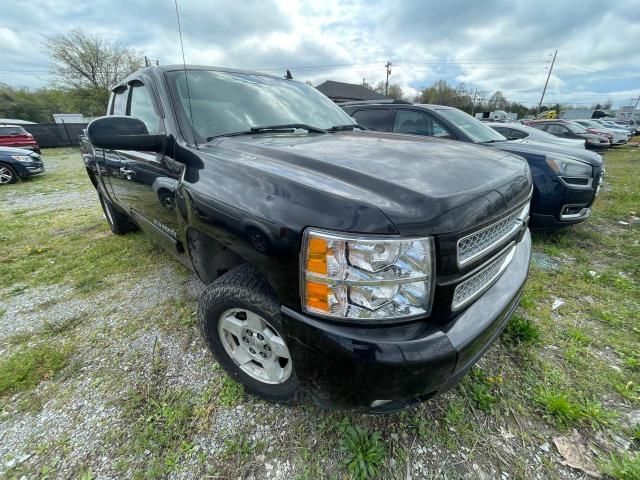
386;84;404;100
43;29;143;110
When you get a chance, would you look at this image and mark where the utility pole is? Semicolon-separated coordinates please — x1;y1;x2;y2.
537;49;557;116
385;61;392;96
471;88;478;116
634;95;640;109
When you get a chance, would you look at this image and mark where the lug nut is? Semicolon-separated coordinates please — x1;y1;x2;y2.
264;345;271;352
249;348;256;354
256;333;264;341
260;352;267;358
242;337;249;343
247;330;253;337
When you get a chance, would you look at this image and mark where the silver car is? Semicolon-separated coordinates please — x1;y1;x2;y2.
488;122;586;149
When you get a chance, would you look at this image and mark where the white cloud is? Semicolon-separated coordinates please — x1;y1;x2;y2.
0;0;638;106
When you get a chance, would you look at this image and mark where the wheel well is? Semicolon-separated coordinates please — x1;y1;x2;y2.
187;228;245;284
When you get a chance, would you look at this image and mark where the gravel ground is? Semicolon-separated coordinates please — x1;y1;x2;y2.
1;148;637;479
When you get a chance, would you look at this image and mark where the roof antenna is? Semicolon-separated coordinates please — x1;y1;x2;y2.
285;69;293;80
174;0;197;148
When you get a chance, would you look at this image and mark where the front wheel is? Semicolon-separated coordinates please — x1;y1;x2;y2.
198;264;299;403
0;164;18;185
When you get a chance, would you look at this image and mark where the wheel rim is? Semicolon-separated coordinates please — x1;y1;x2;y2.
217;308;292;385
0;166;13;184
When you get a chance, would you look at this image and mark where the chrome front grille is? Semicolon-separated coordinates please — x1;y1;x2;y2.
452;244;516;310
457;203;529;267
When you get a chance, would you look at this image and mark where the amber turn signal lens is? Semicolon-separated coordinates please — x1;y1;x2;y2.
305;280;329;312
306;237;328;275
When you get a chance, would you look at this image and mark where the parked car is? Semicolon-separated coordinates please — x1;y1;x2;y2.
488;122;586;149
571;119;629;146
0;146;45;184
526;120;611;149
341;103;603;229
0;125;41;153
81;65;534;412
611;120;638;135
593;119;635;137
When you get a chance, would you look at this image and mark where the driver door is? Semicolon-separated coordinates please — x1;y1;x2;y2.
108;79;182;249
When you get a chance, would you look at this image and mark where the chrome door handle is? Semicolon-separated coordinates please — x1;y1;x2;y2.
120;167;135;176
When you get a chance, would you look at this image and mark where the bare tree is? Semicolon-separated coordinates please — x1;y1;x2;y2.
43;30;143;109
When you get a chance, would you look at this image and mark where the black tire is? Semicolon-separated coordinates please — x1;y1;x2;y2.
198;264;300;403
0;163;18;185
97;192;138;235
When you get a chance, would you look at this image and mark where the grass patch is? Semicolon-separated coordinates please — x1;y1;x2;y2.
217;376;244;407
0;344;72;395
600;452;640;480
339;425;387;480
534;387;616;429
502;313;541;346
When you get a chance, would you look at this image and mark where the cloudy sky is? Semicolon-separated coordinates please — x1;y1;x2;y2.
1;0;639;107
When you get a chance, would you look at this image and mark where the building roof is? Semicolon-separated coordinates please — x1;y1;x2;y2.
315;80;390;102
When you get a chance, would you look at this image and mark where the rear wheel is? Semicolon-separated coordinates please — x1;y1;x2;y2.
0;164;17;185
97;192;138;235
198;264;299;403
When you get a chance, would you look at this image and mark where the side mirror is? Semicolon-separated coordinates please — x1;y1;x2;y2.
87;116;165;152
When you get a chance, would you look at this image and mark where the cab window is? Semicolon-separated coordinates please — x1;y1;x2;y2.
112;86;129;115
129;81;162;134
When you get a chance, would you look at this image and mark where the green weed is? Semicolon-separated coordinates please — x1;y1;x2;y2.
339;425;387;480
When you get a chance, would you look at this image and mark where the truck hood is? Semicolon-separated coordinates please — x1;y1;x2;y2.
504;140;603;166
200;131;531;235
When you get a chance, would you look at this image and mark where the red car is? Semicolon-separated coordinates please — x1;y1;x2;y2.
0;125;40;153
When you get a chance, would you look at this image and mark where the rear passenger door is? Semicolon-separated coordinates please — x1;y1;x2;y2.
350;109;394;132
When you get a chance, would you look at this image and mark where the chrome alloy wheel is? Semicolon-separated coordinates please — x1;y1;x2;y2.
0;166;14;184
217;308;292;384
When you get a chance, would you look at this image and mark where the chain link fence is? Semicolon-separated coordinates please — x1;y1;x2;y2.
21;123;88;148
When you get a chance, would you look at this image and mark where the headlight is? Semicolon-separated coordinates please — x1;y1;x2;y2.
301;229;434;320
11;155;34;163
546;157;592;178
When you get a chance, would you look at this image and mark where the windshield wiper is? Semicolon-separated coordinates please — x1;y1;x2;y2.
482;139;506;144
326;124;366;132
208;123;326;141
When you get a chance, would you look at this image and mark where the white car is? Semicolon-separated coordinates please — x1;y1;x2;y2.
596;119;635;137
572;119;629;146
488;122;586;149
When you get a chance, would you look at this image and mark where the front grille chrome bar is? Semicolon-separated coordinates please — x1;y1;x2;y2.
457;202;529;268
452;243;516;311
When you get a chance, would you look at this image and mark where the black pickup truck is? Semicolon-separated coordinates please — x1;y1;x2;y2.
81;65;533;412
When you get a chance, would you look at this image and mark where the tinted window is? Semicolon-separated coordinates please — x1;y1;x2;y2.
490;126;510;136
393;110;452;138
0;126;26;135
352;109;392;132
508;128;528;139
546;124;569;135
129;82;162;133
112;87;129;115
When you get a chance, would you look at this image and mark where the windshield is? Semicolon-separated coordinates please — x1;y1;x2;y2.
167;70;355;142
435;108;505;143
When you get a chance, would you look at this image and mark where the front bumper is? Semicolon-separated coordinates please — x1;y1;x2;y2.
14;161;45;178
281;229;531;412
